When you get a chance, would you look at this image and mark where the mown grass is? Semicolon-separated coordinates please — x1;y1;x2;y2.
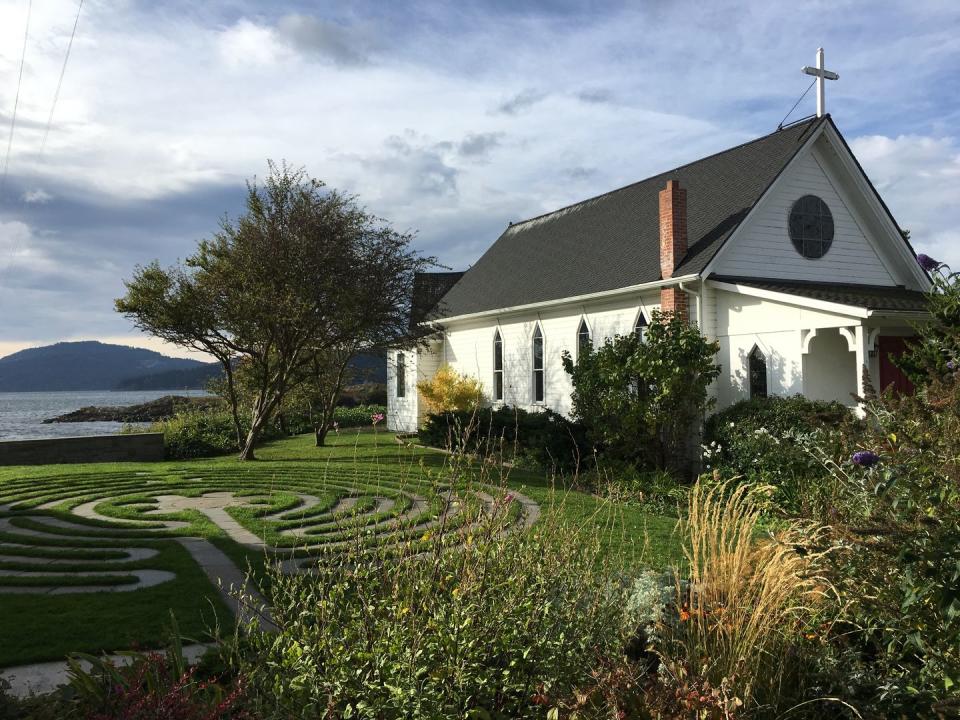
0;428;680;667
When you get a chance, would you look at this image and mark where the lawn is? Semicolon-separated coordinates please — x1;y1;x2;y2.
0;428;679;667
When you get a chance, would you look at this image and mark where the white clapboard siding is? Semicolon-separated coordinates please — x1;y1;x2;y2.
713;147;896;286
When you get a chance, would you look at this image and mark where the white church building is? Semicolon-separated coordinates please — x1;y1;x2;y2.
387;113;930;433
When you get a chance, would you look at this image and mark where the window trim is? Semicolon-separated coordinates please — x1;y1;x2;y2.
396;352;406;398
532;323;545;404
748;344;768;399
788;194;835;260
493;328;504;402
634;310;649;340
576;317;592;360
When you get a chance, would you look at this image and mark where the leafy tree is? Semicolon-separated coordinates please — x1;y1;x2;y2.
118;162;433;460
115;262;246;450
897;258;960;385
288;344;366;447
561;311;720;475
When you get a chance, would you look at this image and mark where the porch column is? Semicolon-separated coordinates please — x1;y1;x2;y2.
854;325;869;416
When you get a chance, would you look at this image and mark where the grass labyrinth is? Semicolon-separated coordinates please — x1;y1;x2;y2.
0;430;678;667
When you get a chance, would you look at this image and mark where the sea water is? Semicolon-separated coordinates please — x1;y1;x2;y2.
0;390;211;440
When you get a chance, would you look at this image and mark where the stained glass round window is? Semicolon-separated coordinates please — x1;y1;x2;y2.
788;195;834;259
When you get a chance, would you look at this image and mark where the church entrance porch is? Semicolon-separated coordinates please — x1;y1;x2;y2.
800;322;918;411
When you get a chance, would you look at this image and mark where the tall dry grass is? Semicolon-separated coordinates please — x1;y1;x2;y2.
659;480;835;715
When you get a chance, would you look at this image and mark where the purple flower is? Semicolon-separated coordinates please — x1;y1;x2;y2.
852;450;880;468
948;360;957;372
917;254;941;272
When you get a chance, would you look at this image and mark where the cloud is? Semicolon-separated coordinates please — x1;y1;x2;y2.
457;132;504;158
495;89;547;115
575;87;614;104
217;18;290;68
275;14;376;66
22;188;52;203
0;0;958;351
850;133;960;268
562;166;597;181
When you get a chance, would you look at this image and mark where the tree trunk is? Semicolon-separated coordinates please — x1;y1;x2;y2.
315;425;328;447
239;402;270;461
221;361;244;452
239;431;258;461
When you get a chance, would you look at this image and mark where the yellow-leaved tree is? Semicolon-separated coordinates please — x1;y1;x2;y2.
416;364;485;413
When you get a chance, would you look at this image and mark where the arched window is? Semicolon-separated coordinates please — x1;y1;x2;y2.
396;352;406;398
532;325;544;403
577;318;591;358
635;311;648;340
493;329;504;402
749;345;767;399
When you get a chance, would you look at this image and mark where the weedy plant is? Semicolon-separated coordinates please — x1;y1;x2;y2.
228;448;637;720
654;481;840;718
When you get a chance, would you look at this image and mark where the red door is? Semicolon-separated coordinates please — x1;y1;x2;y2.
878;336;916;396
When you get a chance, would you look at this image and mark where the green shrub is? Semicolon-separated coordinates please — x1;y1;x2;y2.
281;404;387;435
139;410;249;459
232;493;632;719
418;405;588;472
794;377;960;715
703;395;857;514
562;311;721;476
578;465;688;516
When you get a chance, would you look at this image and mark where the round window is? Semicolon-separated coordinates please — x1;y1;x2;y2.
788;195;834;259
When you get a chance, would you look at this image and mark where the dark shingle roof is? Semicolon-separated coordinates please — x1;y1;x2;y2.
434;116;825;319
711;276;929;312
409;272;466;331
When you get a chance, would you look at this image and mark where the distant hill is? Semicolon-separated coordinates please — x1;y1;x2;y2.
0;341;209;392
115;363;223;391
0;341;387;392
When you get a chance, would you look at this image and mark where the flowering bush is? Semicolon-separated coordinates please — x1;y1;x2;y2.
791;376;960;714
416;364;485;413
703;395;857;514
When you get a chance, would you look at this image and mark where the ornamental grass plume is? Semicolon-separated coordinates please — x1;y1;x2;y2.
659;480;836;715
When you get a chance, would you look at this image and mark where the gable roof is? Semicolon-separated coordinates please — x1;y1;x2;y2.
433;116;826;320
408;271;465;331
710;276;928;312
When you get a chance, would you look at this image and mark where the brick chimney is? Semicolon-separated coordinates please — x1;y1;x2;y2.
658;179;689;321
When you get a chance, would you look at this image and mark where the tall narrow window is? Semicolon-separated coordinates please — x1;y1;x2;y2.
749;345;767;399
635;311;648;340
532;325;544;403
493;329;504;402
396;353;406;398
577;318;591;358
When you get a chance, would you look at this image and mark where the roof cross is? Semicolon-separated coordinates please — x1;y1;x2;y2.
802;48;839;118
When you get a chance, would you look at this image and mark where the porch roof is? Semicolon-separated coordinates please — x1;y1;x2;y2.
710;276;929;312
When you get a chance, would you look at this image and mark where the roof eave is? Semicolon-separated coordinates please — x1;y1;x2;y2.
426;274;701;326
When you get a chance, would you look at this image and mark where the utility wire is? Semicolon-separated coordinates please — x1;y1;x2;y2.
777;78;816;130
1;0;33;193
40;0;84;154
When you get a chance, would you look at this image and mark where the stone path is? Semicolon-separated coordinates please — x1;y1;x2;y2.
0;644;212;698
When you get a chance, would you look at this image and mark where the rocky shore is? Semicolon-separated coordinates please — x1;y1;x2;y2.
43;395;220;424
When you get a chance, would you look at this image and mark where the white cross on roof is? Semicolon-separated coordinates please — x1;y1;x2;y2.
802;48;839;118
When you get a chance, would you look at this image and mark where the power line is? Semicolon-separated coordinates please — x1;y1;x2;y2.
1;0;33;193
40;0;84;154
777;78;816;130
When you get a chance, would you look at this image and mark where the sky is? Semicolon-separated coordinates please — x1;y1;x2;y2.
0;0;958;360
